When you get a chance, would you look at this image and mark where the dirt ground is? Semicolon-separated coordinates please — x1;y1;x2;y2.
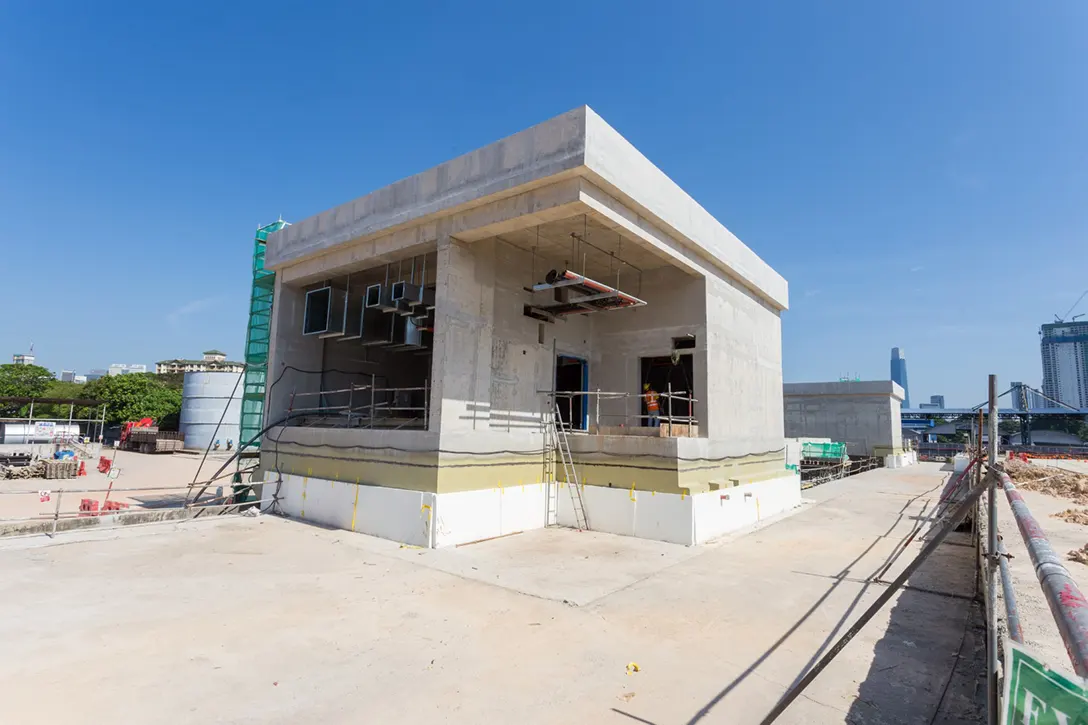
0;463;984;724
0;448;241;523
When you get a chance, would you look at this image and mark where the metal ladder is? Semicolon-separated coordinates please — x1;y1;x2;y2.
544;399;588;530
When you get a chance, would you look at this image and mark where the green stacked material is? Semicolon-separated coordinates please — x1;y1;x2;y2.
239;220;290;448
801;442;847;460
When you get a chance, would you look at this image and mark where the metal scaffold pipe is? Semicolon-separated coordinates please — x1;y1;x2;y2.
997;467;1088;676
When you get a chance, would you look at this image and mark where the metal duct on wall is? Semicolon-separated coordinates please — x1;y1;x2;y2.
303;286;347;337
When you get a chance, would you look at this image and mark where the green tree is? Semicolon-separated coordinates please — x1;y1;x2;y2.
84;374;182;426
31;380;92;419
0;364;54;398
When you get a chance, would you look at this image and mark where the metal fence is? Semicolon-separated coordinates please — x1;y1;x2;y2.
284;381;430;430
542;386;698;434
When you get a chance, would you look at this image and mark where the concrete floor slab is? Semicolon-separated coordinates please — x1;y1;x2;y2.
0;463;984;724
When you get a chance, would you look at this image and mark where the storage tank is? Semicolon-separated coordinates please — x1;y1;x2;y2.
180;371;243;452
0;422;81;444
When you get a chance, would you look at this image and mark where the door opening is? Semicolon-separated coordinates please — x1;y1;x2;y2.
555;355;587;430
639;354;694;426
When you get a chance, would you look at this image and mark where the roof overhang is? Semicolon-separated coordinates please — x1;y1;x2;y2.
267;106;789;310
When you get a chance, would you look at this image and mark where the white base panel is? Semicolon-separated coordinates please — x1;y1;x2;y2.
884;451;918;469
262;473;547;548
556;473;802;546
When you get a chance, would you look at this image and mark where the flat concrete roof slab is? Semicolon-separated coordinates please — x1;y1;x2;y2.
266;106;788;310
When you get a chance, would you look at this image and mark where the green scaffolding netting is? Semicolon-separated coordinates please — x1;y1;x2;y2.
239;220;289;448
801;441;847;460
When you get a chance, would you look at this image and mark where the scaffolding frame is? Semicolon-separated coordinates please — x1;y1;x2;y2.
239;220;290;448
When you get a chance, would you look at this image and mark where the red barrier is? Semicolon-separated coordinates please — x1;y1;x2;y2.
79;499;99;516
97;457;111;474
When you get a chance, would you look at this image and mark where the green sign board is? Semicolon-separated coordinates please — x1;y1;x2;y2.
1003;640;1088;724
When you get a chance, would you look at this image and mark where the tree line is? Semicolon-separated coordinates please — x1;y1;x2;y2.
0;364;183;428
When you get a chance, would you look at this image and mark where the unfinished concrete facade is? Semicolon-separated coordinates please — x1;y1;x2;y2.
258;106;799;546
783;381;916;467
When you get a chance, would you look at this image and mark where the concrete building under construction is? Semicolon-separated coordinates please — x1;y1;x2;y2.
258;106;799;547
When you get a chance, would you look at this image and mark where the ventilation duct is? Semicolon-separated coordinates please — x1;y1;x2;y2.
303;286;347;337
360;306;394;346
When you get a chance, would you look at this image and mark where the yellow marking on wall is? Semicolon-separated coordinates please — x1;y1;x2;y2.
301;476;309;518
756;498;761;521
307;467;312;477
499;479;503;495
351;483;360;532
680;490;686;501
629;483;636;502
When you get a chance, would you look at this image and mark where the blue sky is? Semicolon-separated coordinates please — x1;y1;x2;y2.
2;2;1085;406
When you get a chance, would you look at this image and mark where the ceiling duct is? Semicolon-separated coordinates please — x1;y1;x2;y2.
360;306;394;346
365;282;400;313
303;286;348;337
386;316;424;350
337;286;365;342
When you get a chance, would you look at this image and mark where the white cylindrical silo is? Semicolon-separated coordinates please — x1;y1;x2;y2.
180;371;243;452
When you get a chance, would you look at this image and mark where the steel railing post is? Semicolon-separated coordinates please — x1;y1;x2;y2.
986;374;999;724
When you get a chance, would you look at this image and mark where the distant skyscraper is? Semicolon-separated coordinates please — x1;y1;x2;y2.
929;395;944;409
60;370;75;382
890;347;910;408
1041;322;1088;408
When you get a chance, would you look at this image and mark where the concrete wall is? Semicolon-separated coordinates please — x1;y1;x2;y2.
783;381;905;457
704;273;784;450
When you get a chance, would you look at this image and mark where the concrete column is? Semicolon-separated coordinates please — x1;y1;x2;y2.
265;278;324;424
429;235;496;435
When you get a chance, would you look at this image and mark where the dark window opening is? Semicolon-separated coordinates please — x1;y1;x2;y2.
555;355;587;430
672;335;696;350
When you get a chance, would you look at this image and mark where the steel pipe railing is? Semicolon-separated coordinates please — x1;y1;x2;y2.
997;466;1088;675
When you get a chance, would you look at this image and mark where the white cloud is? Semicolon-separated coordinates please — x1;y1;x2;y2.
909;265;924;273
167;297;220;327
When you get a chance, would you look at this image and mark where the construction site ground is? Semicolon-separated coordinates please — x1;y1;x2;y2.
0;448;238;522
0;463;986;724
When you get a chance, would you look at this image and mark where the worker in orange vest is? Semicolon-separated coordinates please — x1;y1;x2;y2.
643;383;660;428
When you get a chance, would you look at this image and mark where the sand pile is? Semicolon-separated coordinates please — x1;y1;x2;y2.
1053;508;1088;525
1069;544;1088;566
1006;460;1088;505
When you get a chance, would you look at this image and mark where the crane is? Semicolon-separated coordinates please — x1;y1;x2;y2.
1055;289;1088;324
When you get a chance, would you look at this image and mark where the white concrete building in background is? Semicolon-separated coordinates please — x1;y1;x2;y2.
258;106;800;547
108;363;147;376
783;381;916;468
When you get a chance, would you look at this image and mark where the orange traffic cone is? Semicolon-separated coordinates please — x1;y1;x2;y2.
78;460;86;477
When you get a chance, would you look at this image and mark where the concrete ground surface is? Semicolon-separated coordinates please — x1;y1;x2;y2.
0;463;984;724
992;458;1088;674
0;448;242;523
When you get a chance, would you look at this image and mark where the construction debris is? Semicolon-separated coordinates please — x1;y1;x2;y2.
1005;460;1088;505
1069;544;1088;566
0;459;79;480
1053;508;1088;525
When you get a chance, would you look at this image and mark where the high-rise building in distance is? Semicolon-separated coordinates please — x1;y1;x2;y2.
890;347;910;409
929;395;944;409
1040;322;1088;409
